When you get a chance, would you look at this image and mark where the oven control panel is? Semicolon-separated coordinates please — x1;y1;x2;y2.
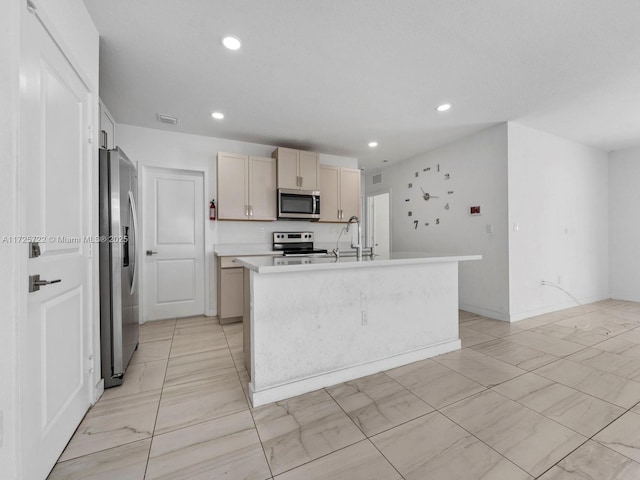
273;232;314;243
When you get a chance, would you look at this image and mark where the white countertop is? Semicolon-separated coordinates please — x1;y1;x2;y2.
236;252;482;273
214;241;353;257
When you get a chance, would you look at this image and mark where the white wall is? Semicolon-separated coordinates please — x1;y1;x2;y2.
116;124;358;317
609;146;640;301
365;124;510;319
508;123;610;320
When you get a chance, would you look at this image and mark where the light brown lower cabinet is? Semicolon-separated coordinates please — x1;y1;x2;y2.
217;256;244;324
217;253;281;326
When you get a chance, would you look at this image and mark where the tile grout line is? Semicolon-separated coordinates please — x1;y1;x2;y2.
323;383;408;480
51;302;640;477
434;396;544;479
452;310;640;477
257;384;410;480
142;317;177;479
221;320;275;480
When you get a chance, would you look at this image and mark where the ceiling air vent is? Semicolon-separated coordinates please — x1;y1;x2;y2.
157;113;178;125
372;173;383;185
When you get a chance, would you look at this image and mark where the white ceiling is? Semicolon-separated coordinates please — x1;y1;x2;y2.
83;0;640;169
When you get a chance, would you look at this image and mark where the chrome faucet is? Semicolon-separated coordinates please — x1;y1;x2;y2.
346;215;362;260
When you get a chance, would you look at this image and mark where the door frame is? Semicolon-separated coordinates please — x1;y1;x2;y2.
15;1;101;477
140;165;209;323
366;188;392;254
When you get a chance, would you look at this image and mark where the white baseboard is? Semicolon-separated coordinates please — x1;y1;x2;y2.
459;303;510;322
509;294;610;322
462;294;613;324
249;338;461;407
610;293;640;303
93;379;104;404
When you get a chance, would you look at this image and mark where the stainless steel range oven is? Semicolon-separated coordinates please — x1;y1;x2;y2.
272;231;328;256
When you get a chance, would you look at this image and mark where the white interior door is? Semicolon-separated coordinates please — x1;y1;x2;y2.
20;8;93;479
369;192;391;257
143;168;205;321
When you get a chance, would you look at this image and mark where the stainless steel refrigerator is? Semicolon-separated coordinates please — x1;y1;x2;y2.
99;147;139;388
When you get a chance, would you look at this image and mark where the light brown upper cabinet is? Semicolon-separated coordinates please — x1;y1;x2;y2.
217;152;276;221
272;147;320;190
319;165;361;222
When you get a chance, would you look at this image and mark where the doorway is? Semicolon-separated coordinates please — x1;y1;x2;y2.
142;167;205;321
20;7;94;478
367;191;391;257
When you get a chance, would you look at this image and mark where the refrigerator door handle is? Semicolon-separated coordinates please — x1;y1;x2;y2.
128;190;139;295
122;226;130;267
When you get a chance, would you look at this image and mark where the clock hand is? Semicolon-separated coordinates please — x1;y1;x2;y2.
420;187;440;201
422;192;439;201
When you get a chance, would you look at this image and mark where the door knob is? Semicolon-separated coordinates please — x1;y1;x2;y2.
29;274;62;293
146;250;158;256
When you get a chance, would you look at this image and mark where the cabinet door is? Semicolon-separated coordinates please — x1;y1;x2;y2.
217;152;248;220
339;167;361;220
248;156;276;220
319;165;340;222
220;267;244;319
99;99;115;149
299;150;319;190
274;147;299;189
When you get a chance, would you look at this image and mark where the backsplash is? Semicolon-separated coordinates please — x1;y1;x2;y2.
213;219;356;247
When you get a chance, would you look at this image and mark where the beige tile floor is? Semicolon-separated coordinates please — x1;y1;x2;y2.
49;299;640;479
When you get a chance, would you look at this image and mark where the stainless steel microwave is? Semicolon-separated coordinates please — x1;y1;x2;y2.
277;189;321;220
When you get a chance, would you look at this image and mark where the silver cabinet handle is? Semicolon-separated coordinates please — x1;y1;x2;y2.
249;205;253;216
146;250;158;256
245;205;249;216
29;274;61;292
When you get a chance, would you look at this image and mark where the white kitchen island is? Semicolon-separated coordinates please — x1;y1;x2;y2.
237;252;481;407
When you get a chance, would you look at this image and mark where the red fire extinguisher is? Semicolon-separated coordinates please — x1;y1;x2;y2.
209;199;216;220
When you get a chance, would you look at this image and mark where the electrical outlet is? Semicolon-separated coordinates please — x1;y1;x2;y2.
259;227;265;236
361;311;368;326
557;275;562;285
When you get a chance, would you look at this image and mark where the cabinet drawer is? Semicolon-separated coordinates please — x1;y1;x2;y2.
220;257;241;268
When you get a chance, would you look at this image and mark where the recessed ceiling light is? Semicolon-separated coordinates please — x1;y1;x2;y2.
368;141;378;147
436;103;452;112
383;160;389;163
211;112;224;120
222;36;241;50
